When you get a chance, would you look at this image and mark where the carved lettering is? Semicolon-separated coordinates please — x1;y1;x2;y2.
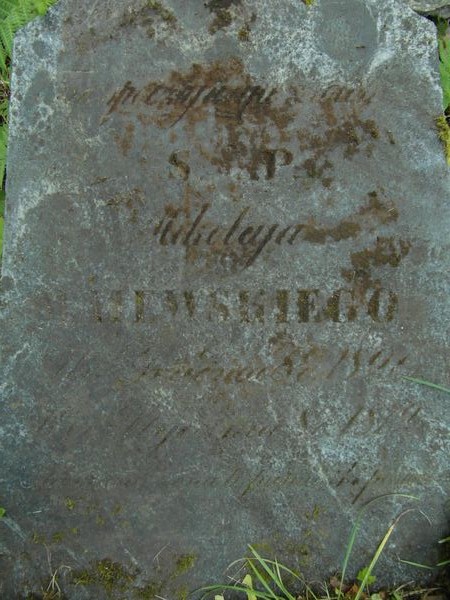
104;79;278;126
122;343;408;388
91;287;399;324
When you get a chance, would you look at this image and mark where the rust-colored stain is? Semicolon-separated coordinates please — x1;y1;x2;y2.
103;183;403;271
209;8;233;33
104;59;296;179
358;190;399;225
114;122;135;156
119;1;177;38
351;237;411;271
149;200;382;269
104;60;386;183
106;59;281;127
342;236;411;304
295;87;382;186
70;2;177;52
301;220;360;243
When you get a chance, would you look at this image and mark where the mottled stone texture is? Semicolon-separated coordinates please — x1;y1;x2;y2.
406;1;450;16
1;0;450;597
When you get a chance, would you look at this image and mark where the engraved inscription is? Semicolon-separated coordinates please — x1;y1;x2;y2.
118;342;408;388
102;191;405;268
102;60;388;181
92;287;399;324
153;203;360;267
104;75;278;127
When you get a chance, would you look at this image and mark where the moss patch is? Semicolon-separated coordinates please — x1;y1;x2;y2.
206;0;242;10
64;497;76;511
209;8;233;34
148;0;176;24
238;24;250;41
175;585;189;600
32;531;47;545
51;531;65;543
72;559;136;596
133;581;163;599
173;553;197;577
437;115;450;164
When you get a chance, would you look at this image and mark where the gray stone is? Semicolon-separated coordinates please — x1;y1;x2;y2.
406;0;450;17
1;0;450;597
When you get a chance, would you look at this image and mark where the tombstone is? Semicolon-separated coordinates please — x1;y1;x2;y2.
1;0;449;597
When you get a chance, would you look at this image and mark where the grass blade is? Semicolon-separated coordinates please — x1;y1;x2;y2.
403;376;450;394
252;558;302;583
260;558;319;599
399;559;435;570
354;509;416;600
271;558;296;600
246;558;278;599
353;525;394;600
339;494;419;593
199;584;282;600
246;547;297;600
243;574;257;600
248;546;280;585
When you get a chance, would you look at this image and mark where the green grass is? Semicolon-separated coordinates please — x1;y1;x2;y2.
436;17;450;163
437;18;450;110
200;542;436;600
199;381;450;599
200;495;448;600
403;376;450;395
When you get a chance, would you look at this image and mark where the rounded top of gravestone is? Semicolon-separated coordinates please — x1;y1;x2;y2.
12;0;438;90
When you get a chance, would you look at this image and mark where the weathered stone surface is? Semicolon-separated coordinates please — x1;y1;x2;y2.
406;0;450;16
1;0;450;597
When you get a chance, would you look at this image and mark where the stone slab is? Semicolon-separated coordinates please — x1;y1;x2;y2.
1;0;450;598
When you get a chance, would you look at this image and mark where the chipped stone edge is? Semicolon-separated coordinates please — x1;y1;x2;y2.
2;2;64;280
